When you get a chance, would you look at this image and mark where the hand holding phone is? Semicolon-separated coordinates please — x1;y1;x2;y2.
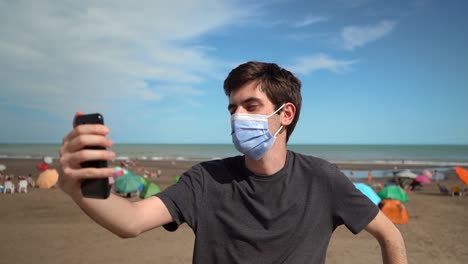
74;113;111;199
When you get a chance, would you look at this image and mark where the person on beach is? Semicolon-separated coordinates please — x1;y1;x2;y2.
367;169;373;185
27;173;35;188
58;61;407;263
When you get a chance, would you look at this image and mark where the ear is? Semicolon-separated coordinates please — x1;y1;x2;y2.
281;102;296;126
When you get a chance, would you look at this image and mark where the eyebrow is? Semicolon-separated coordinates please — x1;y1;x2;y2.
227;97;262;112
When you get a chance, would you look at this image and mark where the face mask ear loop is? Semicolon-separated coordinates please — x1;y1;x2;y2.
273;125;283;137
267;104;286;118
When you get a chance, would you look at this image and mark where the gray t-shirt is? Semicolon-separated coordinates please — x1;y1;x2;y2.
156;150;378;263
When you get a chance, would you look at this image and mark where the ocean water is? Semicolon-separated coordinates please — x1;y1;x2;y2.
1;143;467;166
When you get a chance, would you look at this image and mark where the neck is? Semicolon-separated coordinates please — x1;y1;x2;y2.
245;140;288;176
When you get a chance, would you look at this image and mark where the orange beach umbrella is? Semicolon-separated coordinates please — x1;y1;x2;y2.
455;166;468;185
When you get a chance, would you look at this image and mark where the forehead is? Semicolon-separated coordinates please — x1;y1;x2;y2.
228;81;269;104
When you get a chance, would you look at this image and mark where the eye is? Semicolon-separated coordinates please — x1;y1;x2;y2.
246;104;258;112
228;106;236;115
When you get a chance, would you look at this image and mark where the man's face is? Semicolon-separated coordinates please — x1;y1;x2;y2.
228;81;282;134
227;81;275;116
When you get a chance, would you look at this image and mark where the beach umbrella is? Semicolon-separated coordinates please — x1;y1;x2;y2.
0;164;6;172
396;169;417;179
455;166;468;185
36;169;59;189
353;183;381;205
43;156;53;164
414;175;431;184
422;169;433;179
115;172;142;193
379;199;409;224
37;162;49;171
140;182;162;199
378;185;409;202
173;175;180;184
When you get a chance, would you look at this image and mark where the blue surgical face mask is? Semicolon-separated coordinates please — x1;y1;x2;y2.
231;104;285;160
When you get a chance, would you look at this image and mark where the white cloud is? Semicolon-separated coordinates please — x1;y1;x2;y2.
291;15;329;28
288;54;358;75
342;20;397;50
0;0;251;120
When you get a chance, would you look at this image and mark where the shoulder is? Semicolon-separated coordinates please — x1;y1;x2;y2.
194;156;243;173
288;150;346;192
288;150;341;175
184;156;244;182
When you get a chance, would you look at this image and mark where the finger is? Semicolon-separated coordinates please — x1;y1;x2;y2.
66;134;113;154
60;133;112;159
61;124;110;148
62;167;117;180
60;148;115;169
62;111;86;145
62;122;109;140
74;124;110;138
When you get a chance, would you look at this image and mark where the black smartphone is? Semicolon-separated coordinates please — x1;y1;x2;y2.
74;113;111;199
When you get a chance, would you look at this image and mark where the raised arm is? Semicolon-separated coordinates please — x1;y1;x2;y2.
71;193;173;238
365;211;408;264
58;113;173;238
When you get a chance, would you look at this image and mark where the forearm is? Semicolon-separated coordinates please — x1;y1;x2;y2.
378;231;408;264
365;211;408;264
71;191;140;238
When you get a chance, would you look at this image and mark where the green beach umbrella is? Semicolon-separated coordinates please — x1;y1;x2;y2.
115;172;142;193
173;175;180;184
140;183;162;199
378;185;409;203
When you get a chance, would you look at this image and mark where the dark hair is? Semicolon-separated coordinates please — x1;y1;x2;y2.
224;61;302;142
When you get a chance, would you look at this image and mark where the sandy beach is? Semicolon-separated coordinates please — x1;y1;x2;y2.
0;158;467;264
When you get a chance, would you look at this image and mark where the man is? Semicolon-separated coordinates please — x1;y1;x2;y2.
59;61;407;263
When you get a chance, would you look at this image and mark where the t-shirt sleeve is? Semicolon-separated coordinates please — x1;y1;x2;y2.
155;164;204;232
328;164;379;234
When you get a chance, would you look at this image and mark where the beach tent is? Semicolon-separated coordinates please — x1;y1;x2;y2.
353;183;381;205
139;176;148;192
396;169;417;179
140;183;162;199
36;169;59;189
378;185;409;202
455;166;468;185
379;199;409;224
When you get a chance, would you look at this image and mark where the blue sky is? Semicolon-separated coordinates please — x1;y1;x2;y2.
0;0;467;145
